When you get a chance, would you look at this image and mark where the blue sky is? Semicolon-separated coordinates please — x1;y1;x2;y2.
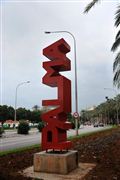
0;0;119;112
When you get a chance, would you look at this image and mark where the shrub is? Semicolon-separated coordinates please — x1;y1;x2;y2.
17;120;30;134
3;124;11;130
0;127;4;137
72;120;80;129
37;121;45;132
71;122;75;129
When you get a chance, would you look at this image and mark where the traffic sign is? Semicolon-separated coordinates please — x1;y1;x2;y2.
73;112;79;118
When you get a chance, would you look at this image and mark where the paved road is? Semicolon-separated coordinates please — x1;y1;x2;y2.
0;126;111;151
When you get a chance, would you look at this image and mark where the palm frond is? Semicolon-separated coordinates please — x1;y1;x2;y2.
113;68;120;88
84;0;100;13
115;5;120;27
115;15;120;27
113;52;120;72
111;37;120;52
115;30;120;39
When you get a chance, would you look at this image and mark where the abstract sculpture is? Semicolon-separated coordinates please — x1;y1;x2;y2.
42;38;72;151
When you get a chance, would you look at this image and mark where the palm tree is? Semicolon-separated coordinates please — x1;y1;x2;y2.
84;0;120;89
84;0;100;13
111;7;120;88
32;105;40;111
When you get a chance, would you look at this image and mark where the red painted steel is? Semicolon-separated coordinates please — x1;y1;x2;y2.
42;38;72;150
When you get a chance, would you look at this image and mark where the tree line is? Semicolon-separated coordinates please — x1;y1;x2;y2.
0;93;120;126
80;94;120;125
0;105;43;124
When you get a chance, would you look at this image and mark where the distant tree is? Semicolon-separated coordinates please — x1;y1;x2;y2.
0;105;44;124
30;110;42;123
0;105;14;125
7;106;14;120
80;110;88;124
81;95;120;125
16;108;27;120
0;105;8;123
26;110;32;120
32;105;40;111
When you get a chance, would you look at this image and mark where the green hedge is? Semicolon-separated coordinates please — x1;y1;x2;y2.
37;121;45;132
17;120;30;134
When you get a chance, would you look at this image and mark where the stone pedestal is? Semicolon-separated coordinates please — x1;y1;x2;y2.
34;150;78;175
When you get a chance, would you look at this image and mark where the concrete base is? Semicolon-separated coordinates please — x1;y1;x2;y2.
22;163;96;180
34;150;78;174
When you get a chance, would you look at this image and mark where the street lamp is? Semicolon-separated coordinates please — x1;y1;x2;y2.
45;31;79;135
14;81;30;123
104;88;119;125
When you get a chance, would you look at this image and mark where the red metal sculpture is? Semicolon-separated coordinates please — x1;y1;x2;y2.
42;38;72;151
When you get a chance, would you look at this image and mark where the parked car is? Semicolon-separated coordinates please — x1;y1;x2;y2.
99;123;104;127
94;123;99;127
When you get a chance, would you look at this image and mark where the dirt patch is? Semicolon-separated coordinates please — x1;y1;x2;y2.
0;127;120;180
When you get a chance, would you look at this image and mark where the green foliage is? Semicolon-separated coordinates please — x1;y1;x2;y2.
0;105;14;124
16;108;28;120
0;104;43;124
30;110;41;123
15;107;42;123
80;95;120;125
113;52;120;88
37;121;45;132
67;113;74;129
17;120;30;134
3;124;11;130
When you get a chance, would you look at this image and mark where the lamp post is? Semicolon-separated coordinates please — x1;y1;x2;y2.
14;81;30;123
45;31;79;135
104;88;119;125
